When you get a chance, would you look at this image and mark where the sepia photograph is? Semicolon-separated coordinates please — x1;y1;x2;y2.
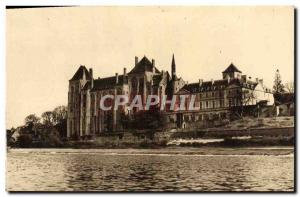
5;6;295;192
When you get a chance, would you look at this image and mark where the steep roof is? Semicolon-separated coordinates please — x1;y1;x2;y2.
70;65;92;81
171;54;176;68
129;56;160;74
152;75;162;86
82;81;91;90
171;54;176;77
222;63;242;73
182;79;228;93
91;75;127;91
179;78;257;94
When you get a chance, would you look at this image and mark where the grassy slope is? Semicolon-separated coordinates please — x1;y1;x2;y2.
168;116;295;147
222;116;294;130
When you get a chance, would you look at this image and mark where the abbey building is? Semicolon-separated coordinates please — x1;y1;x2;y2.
67;55;274;139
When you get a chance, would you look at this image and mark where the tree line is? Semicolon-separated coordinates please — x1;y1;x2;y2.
7;106;68;148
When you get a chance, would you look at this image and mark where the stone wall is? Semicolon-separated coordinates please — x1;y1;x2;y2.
90;126;293;147
93;131;171;147
170;127;294;139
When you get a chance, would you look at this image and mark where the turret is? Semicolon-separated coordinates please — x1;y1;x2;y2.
171;54;176;79
222;63;242;80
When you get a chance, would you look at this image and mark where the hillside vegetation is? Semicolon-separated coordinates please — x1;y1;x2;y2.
222;116;294;130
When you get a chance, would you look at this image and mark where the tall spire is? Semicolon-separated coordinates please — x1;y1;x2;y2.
171;53;176;79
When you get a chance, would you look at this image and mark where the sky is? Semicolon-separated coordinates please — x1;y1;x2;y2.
6;6;294;128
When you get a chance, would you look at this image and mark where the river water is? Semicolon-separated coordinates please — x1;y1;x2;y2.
6;148;294;192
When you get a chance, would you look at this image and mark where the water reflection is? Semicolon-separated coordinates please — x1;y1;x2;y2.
6;149;294;191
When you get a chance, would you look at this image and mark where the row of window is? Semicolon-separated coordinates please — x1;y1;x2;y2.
192;98;242;109
168;112;227;123
193;89;241;99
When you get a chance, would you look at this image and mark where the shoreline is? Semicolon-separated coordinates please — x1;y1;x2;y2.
8;146;294;156
10;124;294;149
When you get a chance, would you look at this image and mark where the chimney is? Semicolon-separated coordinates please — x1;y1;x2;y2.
115;73;119;84
259;79;263;85
199;79;203;87
122;67;127;84
89;68;94;88
135;56;138;66
241;75;247;82
211;79;214;85
89;68;93;77
152;59;155;67
255;78;259;83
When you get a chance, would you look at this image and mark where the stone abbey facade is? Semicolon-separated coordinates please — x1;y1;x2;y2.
67;55;274;139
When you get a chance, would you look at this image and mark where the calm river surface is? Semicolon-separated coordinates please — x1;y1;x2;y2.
6;148;294;192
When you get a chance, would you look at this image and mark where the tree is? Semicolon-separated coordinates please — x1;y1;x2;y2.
52;106;67;125
284;81;294;93
25;114;40;127
7;127;15;140
242;89;257;116
52;106;68;138
37;126;63;147
17;134;32;148
7;127;16;146
129;110;168;130
232;88;256;118
41;111;54;126
273;69;285;94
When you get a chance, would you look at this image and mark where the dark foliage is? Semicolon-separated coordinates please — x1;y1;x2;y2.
9;105;67;148
17;134;33;148
120;110;168;130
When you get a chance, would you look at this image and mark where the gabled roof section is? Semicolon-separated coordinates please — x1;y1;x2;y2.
91;75;127;91
222;63;242;73
70;65;92;81
82;81;91;90
152;75;162;86
129;56;160;74
174;88;190;95
178;78;258;94
182;79;228;93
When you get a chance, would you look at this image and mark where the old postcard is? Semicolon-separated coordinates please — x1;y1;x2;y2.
6;6;294;192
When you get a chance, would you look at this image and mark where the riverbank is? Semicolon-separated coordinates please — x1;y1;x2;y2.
9;120;294;149
77;138;293;149
9;130;294;149
66;126;294;148
8;146;294;156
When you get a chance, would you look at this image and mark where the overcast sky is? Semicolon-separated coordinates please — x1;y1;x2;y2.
6;6;294;128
